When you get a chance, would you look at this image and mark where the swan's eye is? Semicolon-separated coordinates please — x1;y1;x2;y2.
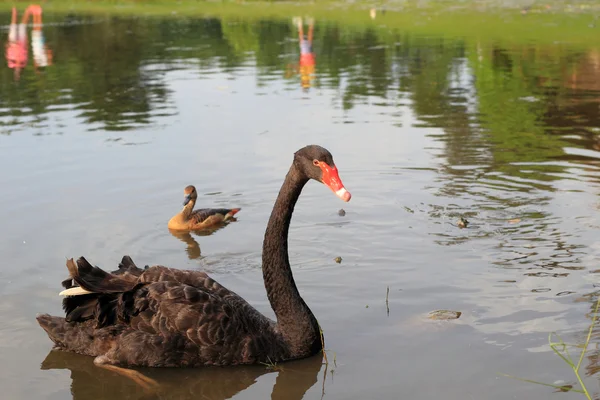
313;160;320;166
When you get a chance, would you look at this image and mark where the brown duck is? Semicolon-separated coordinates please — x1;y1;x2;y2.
167;185;241;231
36;145;352;369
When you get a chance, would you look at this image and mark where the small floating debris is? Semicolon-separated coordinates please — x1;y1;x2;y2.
590;269;600;274
385;286;390;316
338;209;346;216
556;291;575;297
525;272;568;278
553;384;574;393
531;288;551;293
508;218;521;224
499;280;517;283
428;310;461;320
457;217;469;228
334;256;342;264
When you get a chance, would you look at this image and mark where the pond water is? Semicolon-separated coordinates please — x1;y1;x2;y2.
1;9;600;400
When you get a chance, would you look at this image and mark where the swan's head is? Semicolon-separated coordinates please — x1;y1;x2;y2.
183;185;198;205
294;145;352;202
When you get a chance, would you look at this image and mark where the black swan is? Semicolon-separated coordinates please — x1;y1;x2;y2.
167;185;241;231
36;145;351;369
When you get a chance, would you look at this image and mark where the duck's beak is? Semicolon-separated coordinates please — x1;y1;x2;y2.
317;161;352;202
183;195;192;206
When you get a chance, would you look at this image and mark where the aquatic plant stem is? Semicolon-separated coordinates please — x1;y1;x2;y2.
318;323;329;365
576;295;600;371
548;294;600;400
573;295;600;400
319;322;328;400
499;373;584;393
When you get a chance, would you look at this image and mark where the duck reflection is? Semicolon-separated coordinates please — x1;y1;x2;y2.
168;222;234;260
41;349;324;400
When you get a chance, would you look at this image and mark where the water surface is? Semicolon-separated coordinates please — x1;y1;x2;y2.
1;11;600;400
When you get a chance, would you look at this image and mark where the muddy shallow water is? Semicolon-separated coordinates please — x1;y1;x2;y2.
1;11;600;400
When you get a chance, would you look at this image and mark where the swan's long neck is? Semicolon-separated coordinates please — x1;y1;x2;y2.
181;198;195;219
262;164;321;357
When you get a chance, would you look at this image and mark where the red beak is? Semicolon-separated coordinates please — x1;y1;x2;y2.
318;162;351;202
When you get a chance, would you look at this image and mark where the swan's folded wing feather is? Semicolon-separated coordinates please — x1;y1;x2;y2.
138;266;234;297
95;279;284;366
138;266;209;286
123;281;247;348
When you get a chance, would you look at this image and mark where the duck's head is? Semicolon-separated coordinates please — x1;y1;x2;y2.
183;185;198;206
294;145;351;202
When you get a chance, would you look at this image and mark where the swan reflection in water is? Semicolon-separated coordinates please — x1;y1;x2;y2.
168;221;235;260
41;350;324;400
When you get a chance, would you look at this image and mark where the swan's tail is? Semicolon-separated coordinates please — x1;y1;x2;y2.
60;256;140;297
57;257;142;327
37;257;145;353
36;313;102;355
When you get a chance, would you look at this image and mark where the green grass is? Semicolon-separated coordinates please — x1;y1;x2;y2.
2;0;600;47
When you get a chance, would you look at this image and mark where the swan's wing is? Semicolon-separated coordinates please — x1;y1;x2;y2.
124;281;237;343
114;280;276;365
60;260;259;326
42;281;268;366
138;266;267;322
139;266;230;297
